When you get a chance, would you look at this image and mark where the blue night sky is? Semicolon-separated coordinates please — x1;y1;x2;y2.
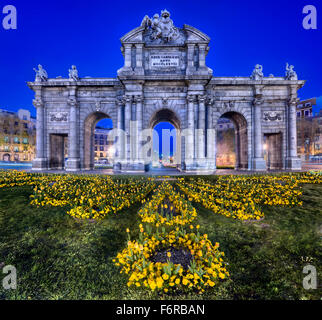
0;0;321;118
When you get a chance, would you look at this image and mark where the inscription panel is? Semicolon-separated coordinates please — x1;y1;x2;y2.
150;55;180;68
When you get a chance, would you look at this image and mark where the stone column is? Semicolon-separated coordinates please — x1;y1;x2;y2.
135;95;143;164
289;99;298;158
286;96;301;169
206;98;216;170
115;99;124;168
197;95;206;163
66;87;80;171
124;95;132;164
252;97;266;170
198;44;206;68
186;94;195;169
124;44;132;69
32;87;47;170
186;44;195;75
35;101;44;159
135;44;144;75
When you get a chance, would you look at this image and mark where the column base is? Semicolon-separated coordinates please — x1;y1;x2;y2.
117;162;145;173
134;67;144;75
185;159;216;174
197;66;213;76
252;158;267;171
32;158;48;171
113;162;122;172
66;158;81;171
285;157;302;170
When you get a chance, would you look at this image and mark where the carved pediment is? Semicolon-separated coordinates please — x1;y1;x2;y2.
120;26;144;43
184;25;210;43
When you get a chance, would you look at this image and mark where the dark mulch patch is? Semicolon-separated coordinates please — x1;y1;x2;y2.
158;199;181;218
150;247;193;270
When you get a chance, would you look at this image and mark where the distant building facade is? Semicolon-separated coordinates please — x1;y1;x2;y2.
297;98;322;160
0;109;36;162
94;127;115;163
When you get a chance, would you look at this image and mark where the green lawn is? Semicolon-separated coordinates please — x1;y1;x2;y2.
0;179;321;300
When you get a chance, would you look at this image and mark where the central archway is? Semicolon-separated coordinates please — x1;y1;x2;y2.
149;108;181;171
216;111;248;170
84;112;114;170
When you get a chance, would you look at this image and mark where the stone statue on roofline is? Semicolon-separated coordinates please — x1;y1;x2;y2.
250;64;264;80
33;64;48;82
69;65;79;81
285;63;298;80
141;9;180;43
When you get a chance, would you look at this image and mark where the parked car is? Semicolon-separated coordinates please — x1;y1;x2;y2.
309;154;322;162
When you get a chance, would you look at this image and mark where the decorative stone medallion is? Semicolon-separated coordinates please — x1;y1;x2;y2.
49;112;68;122
263;111;283;122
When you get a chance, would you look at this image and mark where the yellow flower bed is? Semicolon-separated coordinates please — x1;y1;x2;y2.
177;172;322;221
138;181;197;227
0;170;54;188
113;229;229;293
177;178;264;220
30;175;156;219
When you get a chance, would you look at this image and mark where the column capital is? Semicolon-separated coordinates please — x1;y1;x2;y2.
206;96;214;106
116;98;124;107
33;98;44;108
253;97;263;106
134;95;143;103
198;95;207;103
187;43;196;49
67;97;77;107
187;94;196;103
288;98;299;106
124;95;133;103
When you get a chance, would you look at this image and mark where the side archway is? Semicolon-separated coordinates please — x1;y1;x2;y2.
83;112;114;170
214;111;249;170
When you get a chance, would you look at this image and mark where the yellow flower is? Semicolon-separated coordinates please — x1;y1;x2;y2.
126;228;130;233
149;281;156;290
156;277;164;288
167;252;171;258
162;274;169;280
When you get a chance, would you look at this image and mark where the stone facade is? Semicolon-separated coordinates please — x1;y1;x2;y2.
28;10;304;172
0;108;36;162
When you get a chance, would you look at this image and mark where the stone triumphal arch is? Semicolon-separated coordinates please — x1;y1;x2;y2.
29;10;304;173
